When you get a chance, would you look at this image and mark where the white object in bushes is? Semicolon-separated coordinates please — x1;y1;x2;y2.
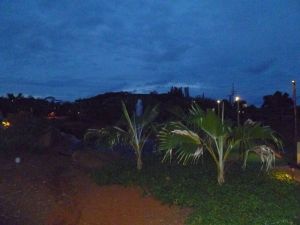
15;157;21;164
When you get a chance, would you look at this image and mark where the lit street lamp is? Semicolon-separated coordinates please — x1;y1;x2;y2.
216;99;225;123
235;96;240;126
217;100;221;117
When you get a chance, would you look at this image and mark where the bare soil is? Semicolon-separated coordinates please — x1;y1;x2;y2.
0;152;191;225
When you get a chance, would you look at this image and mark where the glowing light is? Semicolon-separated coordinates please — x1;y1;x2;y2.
2;121;11;128
292;80;296;85
235;96;240;102
15;157;21;164
217;100;221;104
272;171;293;182
48;112;56;119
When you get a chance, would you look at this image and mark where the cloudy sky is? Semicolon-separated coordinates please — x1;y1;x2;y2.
0;0;299;105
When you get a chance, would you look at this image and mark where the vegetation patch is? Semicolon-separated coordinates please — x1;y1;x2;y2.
92;156;300;225
0;112;49;154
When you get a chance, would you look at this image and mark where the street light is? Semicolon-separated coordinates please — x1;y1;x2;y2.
292;80;297;144
217;100;221;117
235;96;240;126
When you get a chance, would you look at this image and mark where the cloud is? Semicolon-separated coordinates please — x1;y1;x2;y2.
0;0;299;104
121;79;214;95
244;59;276;74
143;45;190;63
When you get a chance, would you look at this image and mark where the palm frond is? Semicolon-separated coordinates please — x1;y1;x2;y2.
198;110;226;139
233;122;283;151
140;104;159;127
84;127;121;148
158;122;203;165
121;101;136;137
187;103;205;128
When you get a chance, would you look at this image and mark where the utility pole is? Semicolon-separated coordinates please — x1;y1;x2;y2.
292;80;297;144
235;96;240;126
228;83;236;105
217;100;221;117
221;101;225;124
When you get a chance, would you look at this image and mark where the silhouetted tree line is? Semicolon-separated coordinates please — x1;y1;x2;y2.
0;89;299;145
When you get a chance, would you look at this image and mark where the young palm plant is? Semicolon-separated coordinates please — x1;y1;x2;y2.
234;121;282;171
116;102;158;170
158;104;281;185
86;101;159;170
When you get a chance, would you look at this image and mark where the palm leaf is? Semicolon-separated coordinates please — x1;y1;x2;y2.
121;101;136;137
233;122;283;151
158;122;203;165
140;104;159;127
198;110;226;138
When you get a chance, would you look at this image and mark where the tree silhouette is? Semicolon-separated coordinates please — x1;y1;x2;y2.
262;91;293;120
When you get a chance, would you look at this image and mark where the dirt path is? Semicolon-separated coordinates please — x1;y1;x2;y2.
47;184;190;225
0;152;190;225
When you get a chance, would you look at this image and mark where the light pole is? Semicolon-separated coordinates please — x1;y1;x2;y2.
292;80;297;144
221;100;225;124
235;96;240;126
217;100;221;117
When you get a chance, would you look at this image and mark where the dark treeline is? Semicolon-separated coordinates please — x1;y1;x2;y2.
0;89;299;149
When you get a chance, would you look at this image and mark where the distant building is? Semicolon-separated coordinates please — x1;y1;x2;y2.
184;87;190;98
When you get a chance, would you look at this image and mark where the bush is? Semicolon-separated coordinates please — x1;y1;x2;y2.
0;112;49;153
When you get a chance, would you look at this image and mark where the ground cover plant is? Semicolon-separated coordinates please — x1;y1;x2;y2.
92;156;300;225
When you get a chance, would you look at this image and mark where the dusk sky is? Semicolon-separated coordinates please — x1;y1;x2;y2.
0;0;299;105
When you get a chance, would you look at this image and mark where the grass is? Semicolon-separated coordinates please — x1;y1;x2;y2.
92;154;300;225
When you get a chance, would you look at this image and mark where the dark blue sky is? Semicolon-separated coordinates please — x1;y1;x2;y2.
0;1;299;105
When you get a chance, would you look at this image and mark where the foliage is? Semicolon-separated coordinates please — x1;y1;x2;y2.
158;104;282;185
92;157;300;225
233;120;283;151
84;101;159;170
84;127;120;149
243;145;275;171
262;91;293;112
235;121;283;171
0;112;49;153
